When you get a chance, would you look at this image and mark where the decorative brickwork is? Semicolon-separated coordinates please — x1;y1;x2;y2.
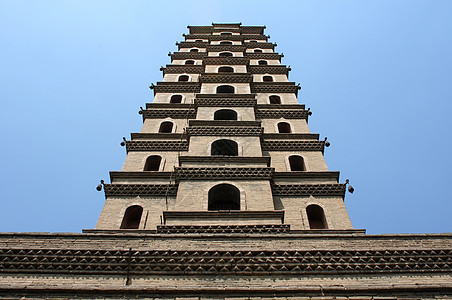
207;45;246;52
0;247;450;275
271;183;346;196
195;98;257;107
261;140;325;151
103;184;178;196
252;83;300;94
175;167;274;180
203;57;249;65
162;65;204;74
186;126;263;136
170;52;208;60
246;53;282;60
249;65;290;74
126;140;189;152
199;74;252;83
157;224;290;234
151;83;201;93
255;109;308;119
142;109;196;119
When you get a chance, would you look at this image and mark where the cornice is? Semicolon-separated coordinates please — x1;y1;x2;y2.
184;34;267;41
178;156;271;166
255;108;308;119
161;65;204;75
206;45;246;52
109;171;174;181
199;73;252;83
262;133;320;140
170;52;208;60
150;82;201;94
273;171;340;181
157;224;290;234
130;133;187;140
203;56;249;65
249;65;290;74
261;140;325;151
145;103;193;109
125;140;189;152
186;126;263;136
174;167;274;180
188;120;261;127
0;247;450;277
142;109;196;119
251;82;300;95
271;183;346;197
195;93;256;98
195;98;257;107
103;183;178;196
245;53;282;60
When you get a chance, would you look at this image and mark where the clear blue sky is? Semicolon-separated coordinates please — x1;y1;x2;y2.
0;0;451;234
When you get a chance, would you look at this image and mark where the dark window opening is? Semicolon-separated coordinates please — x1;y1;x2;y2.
254;49;263;53
306;205;328;229
220;32;233;36
214;109;237;120
258;60;268;65
249;40;257;43
159;121;173;133
278;122;291;133
219;52;233;57
144;155;162;171
220;41;233;45
289;155;305;171
218;66;234;73
190;48;199;52
170;95;182;103
269;95;281;104
178;75;189;82
208;184;240;211
216;85;235;94
211;139;238;156
120;205;143;229
263;75;273;82
185;60;195;65
195;39;203;42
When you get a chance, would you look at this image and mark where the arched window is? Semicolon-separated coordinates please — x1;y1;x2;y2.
269;95;281;104
258;60;268;65
306;205;328;229
249;40;257;43
190;48;199;52
178;75;189;82
195;39;203;42
214;109;237;120
208;184;240;211
219;52;233;57
185;60;195;65
158;121;173;133
289;155;305;171
216;85;235;94
170;95;182;103
254;49;263;53
220;32;232;36
211;139;238;156
263;75;273;82
278;122;291;133
218;66;234;73
220;41;233;45
144;155;162;171
120;205;143;229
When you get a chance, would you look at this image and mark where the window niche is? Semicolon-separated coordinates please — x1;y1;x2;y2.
208;184;240;211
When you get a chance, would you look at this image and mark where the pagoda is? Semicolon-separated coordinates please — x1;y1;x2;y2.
0;23;450;300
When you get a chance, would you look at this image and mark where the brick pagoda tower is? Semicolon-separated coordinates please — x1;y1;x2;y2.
0;23;450;299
